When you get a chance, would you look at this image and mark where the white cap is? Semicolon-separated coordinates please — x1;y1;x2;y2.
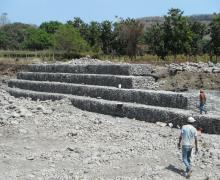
187;117;196;123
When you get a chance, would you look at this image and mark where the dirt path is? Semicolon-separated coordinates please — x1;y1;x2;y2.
0;77;219;179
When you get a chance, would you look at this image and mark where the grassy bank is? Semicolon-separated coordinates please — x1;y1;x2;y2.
0;50;219;64
0;50;99;62
100;54;218;64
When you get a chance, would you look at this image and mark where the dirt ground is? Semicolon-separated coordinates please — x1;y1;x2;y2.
147;65;220;91
157;71;220;91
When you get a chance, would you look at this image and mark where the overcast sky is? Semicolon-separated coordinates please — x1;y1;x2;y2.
1;0;220;25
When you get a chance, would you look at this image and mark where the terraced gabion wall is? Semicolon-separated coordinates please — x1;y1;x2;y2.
8;80;188;109
27;64;153;76
8;87;220;134
17;72;155;89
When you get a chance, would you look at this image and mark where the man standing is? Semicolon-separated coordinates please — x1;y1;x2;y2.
178;117;198;178
199;89;207;114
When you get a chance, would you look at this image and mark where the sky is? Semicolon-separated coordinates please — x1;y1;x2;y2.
1;0;220;25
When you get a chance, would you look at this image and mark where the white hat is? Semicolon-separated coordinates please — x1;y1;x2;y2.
187;117;196;123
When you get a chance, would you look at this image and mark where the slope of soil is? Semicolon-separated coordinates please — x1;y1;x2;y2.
145;64;220;91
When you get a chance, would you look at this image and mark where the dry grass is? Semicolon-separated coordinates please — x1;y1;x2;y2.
0;57;43;65
0;50;217;65
100;54;213;64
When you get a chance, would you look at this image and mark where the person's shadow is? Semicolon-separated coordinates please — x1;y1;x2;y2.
166;164;185;177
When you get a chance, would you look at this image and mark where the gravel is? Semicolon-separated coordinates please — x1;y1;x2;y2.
57;56;120;65
168;62;220;74
0;76;220;179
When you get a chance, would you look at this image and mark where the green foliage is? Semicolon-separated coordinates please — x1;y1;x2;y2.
0;30;8;49
67;18;102;52
145;23;168;59
67;17;90;43
163;8;193;57
144;8;210;60
0;10;219;61
107;21;125;56
87;21;102;51
23;28;52;50
54;25;89;53
210;15;220;56
39;21;62;34
189;21;207;55
100;20;114;54
0;23;32;49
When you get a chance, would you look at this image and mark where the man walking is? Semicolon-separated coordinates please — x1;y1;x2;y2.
178;117;198;178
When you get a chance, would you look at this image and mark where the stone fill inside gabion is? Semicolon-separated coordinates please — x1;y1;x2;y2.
8;62;220;134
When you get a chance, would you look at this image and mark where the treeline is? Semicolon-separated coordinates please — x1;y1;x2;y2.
0;8;219;61
145;9;220;61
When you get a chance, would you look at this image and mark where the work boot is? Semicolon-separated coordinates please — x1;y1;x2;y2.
186;169;192;178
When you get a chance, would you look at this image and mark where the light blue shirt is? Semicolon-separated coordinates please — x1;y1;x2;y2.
181;124;197;146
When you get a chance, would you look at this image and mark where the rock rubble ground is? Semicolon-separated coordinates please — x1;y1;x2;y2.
168;62;220;74
0;76;220;180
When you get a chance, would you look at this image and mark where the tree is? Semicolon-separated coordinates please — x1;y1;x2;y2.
54;25;89;53
39;21;62;34
87;21;101;51
23;28;52;50
210;15;220;58
67;17;84;29
0;30;8;49
67;17;90;42
163;8;193;59
109;21;126;56
116;18;144;59
145;23;168;59
189;21;207;56
0;23;32;49
100;20;114;54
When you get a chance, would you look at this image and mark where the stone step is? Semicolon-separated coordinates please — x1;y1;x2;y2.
8;79;188;109
17;72;155;89
27;64;153;75
7;87;220;134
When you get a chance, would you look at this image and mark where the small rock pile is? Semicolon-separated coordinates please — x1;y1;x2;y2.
58;56;123;65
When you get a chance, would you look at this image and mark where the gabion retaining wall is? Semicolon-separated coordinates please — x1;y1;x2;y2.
8;79;188;109
8;87;220;134
8;63;220;134
27;64;153;76
17;72;155;89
